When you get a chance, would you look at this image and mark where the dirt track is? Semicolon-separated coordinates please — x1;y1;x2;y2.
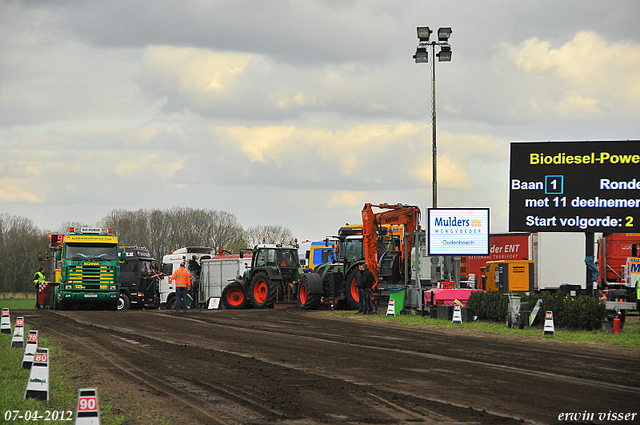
18;308;640;424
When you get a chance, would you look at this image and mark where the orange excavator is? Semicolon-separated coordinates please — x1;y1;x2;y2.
361;203;422;292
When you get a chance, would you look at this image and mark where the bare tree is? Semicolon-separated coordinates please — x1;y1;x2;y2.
0;214;47;293
99;207;246;264
245;225;296;247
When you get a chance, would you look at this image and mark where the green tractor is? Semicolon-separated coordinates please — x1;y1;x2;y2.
298;226;365;310
233;242;321;308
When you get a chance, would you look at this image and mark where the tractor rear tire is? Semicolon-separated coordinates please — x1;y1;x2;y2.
344;270;360;310
298;280;321;310
222;282;248;309
250;272;277;309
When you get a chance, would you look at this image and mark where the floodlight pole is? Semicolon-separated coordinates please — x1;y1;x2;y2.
414;27;452;210
431;43;437;209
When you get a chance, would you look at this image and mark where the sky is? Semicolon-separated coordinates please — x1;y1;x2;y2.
1;0;640;242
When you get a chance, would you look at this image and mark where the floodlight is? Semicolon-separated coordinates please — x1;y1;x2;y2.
413;47;428;63
437;27;452;41
417;27;432;42
437;46;451;62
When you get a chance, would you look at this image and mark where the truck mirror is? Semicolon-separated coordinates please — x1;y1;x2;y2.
239;252;244;259
120;251;126;260
632;244;638;258
56;248;62;261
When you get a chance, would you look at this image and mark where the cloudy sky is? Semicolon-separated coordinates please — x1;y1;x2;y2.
1;0;639;241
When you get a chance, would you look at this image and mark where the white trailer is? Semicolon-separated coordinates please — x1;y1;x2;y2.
200;256;252;308
532;232;586;291
159;247;215;309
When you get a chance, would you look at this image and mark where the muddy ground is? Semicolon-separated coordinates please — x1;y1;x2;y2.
16;307;640;425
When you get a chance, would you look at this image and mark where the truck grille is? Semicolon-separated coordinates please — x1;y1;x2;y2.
68;265;115;284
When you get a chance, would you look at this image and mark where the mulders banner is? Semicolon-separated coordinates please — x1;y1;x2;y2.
428;208;490;255
510;140;640;232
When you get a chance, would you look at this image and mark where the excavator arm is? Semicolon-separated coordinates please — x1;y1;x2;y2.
361;203;422;288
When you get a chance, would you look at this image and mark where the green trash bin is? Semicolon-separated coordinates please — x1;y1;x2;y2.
388;286;406;315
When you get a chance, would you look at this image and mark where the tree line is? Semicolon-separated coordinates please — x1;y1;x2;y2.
0;208;294;293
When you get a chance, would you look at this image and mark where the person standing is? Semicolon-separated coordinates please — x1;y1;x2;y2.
33;267;46;309
188;255;201;309
191;273;200;310
169;262;191;312
359;263;375;314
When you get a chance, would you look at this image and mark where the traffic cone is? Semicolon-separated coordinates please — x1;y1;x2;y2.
75;388;101;424
543;311;555;335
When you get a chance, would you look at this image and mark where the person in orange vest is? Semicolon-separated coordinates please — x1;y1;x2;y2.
169;262;191;312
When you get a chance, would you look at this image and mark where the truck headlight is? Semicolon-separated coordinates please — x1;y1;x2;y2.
109;285;116;291
64;284;72;290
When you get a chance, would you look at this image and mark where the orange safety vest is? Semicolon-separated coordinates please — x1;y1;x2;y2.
170;266;191;289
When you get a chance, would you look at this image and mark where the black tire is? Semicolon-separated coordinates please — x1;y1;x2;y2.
298;273;322;310
250;272;277;309
117;293;131;311
167;296;176;311
222;282;248;309
298;281;321;310
344;270;359;310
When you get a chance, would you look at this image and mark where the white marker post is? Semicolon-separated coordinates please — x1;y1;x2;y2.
24;348;49;401
75;388;101;425
386;299;396;316
452;304;462;324
22;330;38;369
1;308;11;334
11;317;24;348
543;311;555;335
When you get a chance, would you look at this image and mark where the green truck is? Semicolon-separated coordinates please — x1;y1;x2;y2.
53;227;124;310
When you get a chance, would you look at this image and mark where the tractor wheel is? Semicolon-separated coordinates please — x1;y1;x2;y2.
250;272;277;309
298;280;321;310
117;293;130;311
344;270;360;310
222;282;248;309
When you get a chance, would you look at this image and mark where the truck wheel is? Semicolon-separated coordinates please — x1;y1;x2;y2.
167;297;176;311
222;282;248;309
344;270;360;310
117;293;131;311
250;272;277;309
298;281;321;310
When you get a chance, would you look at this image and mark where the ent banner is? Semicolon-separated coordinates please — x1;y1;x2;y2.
509;140;640;232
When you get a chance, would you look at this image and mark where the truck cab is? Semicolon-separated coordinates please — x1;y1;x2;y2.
159;247;215;309
118;246;160;310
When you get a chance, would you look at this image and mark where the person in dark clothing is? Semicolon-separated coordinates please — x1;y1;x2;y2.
359;263;375;314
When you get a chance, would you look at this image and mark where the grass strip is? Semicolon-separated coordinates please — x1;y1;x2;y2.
0;329;128;425
331;310;640;348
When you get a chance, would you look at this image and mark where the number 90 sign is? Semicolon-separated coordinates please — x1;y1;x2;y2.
78;396;98;412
